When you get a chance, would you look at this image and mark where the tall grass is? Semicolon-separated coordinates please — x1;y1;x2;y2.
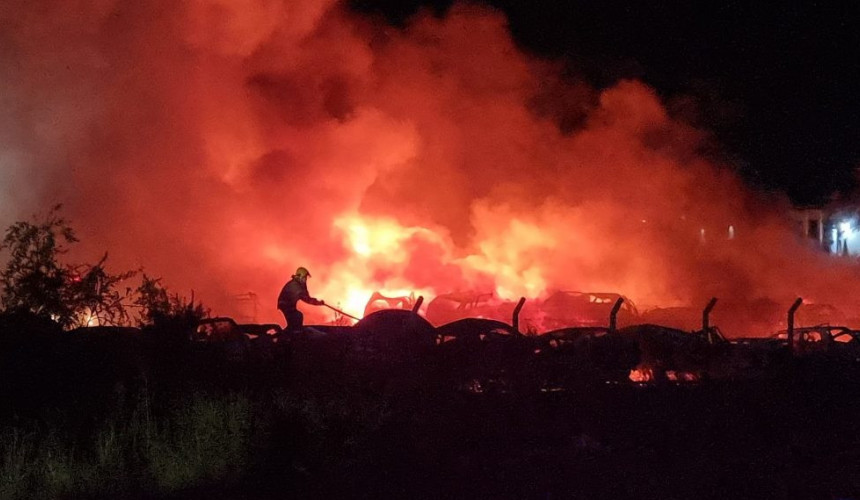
0;381;401;499
0;429;32;500
146;393;253;490
0;429;82;499
0;392;255;499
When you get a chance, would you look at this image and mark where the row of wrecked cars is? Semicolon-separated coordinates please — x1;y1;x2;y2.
195;293;860;393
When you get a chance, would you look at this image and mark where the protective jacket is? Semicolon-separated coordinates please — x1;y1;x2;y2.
277;278;321;312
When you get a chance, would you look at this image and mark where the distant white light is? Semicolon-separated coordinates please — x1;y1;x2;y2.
840;221;854;240
728;225;735;239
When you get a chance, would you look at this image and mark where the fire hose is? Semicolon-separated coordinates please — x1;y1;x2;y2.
323;302;361;321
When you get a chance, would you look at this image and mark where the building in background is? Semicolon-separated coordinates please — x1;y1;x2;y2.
793;204;860;255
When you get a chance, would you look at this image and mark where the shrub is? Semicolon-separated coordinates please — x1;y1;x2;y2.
0;205;77;326
0;207;206;330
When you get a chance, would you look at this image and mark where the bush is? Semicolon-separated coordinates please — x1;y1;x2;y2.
134;274;208;330
0;205;77;327
0;207;207;330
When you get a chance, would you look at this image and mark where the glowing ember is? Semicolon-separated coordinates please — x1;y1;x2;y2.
629;367;699;383
83;311;98;327
629;367;654;383
665;371;698;382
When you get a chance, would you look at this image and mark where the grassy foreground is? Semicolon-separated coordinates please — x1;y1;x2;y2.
4;319;860;499
0;386;397;499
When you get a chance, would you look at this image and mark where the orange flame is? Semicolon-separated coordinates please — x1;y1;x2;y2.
628;367;654;383
313;213;442;319
6;0;860;335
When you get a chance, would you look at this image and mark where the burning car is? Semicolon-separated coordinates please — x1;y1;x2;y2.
618;323;735;383
363;291;418;317
537;291;639;331
425;291;506;326
529;322;734;386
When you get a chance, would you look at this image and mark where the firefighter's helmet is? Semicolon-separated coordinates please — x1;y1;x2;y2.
294;267;311;279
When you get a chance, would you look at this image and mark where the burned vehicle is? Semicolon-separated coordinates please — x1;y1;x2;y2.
531;322;732;386
638;306;703;332
708;298;787;338
770;325;860;361
532;326;637;389
618;324;733;383
193;317;286;365
537;291;639;331
535;297;726;387
434;318;540;394
793;303;849;328
727;324;860;378
363;291;418;317
349;309;437;362
287;309;438;395
425;291;517;327
195;317;282;342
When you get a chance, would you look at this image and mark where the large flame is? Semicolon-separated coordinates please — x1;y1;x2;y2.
3;0;860;334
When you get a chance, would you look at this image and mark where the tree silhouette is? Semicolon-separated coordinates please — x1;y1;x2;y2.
65;254;137;327
1;206;207;330
136;275;208;329
0;205;77;326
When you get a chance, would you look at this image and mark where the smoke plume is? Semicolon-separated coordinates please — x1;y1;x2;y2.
1;0;856;334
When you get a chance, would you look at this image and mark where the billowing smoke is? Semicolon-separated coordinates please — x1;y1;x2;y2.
2;0;857;334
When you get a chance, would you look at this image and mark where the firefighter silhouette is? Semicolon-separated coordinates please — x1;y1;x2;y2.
277;267;325;333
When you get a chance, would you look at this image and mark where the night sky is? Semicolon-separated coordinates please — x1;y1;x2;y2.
352;0;860;205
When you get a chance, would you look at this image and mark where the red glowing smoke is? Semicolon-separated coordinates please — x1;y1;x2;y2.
2;1;858;334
